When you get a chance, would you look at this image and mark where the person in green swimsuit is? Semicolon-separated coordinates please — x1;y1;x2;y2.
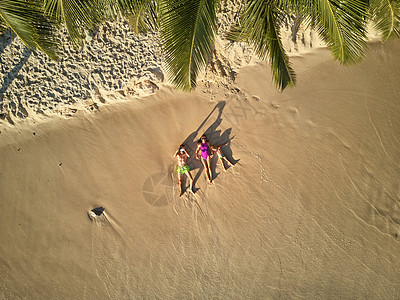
211;143;235;172
174;144;194;196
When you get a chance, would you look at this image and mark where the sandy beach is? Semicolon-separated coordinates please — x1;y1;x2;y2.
1;15;400;299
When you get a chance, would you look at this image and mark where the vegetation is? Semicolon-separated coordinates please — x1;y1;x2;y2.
0;0;399;91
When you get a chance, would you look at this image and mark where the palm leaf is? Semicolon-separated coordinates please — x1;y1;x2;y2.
93;0;121;21
301;0;368;64
0;17;8;33
369;0;400;40
43;0;98;45
227;0;296;90
159;0;218;90
0;0;58;59
126;0;158;34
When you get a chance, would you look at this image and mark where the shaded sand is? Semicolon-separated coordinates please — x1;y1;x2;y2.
1;40;400;298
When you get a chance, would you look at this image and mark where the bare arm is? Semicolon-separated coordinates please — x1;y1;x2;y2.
195;144;200;159
183;149;190;157
207;142;212;155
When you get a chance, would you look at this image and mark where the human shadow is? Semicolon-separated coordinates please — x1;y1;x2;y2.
179;101;226;191
197;112;240;182
206;128;240;181
212;135;240;177
179;101;240;189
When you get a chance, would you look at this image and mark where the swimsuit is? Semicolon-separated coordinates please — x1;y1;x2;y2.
177;165;190;174
200;143;210;159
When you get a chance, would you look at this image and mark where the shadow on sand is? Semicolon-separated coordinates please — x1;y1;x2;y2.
178;101;240;193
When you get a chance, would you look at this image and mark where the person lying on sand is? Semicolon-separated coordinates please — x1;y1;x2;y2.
211;143;235;172
174;144;194;196
196;135;213;183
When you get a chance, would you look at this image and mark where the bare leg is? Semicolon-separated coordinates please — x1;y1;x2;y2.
201;158;212;183
206;156;213;183
223;157;235;167
185;171;195;193
219;158;227;171
178;173;184;197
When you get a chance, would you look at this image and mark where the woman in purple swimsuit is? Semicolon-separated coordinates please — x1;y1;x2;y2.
196;135;213;183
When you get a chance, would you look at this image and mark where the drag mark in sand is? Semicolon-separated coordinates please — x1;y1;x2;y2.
288;182;399;288
328;176;400;272
365;99;400;167
339;154;400;238
387;116;400;152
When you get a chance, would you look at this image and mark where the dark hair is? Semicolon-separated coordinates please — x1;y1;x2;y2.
199;135;207;143
179;144;185;149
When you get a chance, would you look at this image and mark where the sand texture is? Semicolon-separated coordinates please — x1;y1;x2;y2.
0;21;163;121
0;37;400;298
0;0;335;126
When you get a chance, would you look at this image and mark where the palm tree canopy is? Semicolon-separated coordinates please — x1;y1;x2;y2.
227;0;296;90
159;0;218;90
227;0;369;90
125;0;158;34
43;0;100;45
369;0;400;40
1;0;399;91
0;0;58;59
301;0;368;64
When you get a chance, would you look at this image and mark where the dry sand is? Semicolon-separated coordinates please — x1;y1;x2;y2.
0;37;400;298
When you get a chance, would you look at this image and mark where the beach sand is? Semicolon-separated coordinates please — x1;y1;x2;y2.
1;33;400;299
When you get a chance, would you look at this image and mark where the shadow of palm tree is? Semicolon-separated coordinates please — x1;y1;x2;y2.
0;45;31;117
0;29;14;56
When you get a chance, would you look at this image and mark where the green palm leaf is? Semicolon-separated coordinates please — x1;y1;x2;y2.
0;0;58;59
43;0;98;45
227;0;296;90
126;0;158;34
302;0;368;64
93;0;121;21
0;18;7;33
369;0;400;40
160;0;218;90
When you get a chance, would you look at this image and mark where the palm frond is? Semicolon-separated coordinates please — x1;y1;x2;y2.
43;0;98;45
93;0;121;21
0;17;8;33
369;0;400;40
227;0;296;90
159;0;218;90
0;0;58;59
302;0;368;64
126;0;158;34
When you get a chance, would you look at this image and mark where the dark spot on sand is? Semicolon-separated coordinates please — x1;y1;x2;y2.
59;163;62;166
91;207;105;216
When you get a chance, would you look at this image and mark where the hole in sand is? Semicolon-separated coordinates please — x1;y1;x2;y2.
92;207;105;215
88;207;106;221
